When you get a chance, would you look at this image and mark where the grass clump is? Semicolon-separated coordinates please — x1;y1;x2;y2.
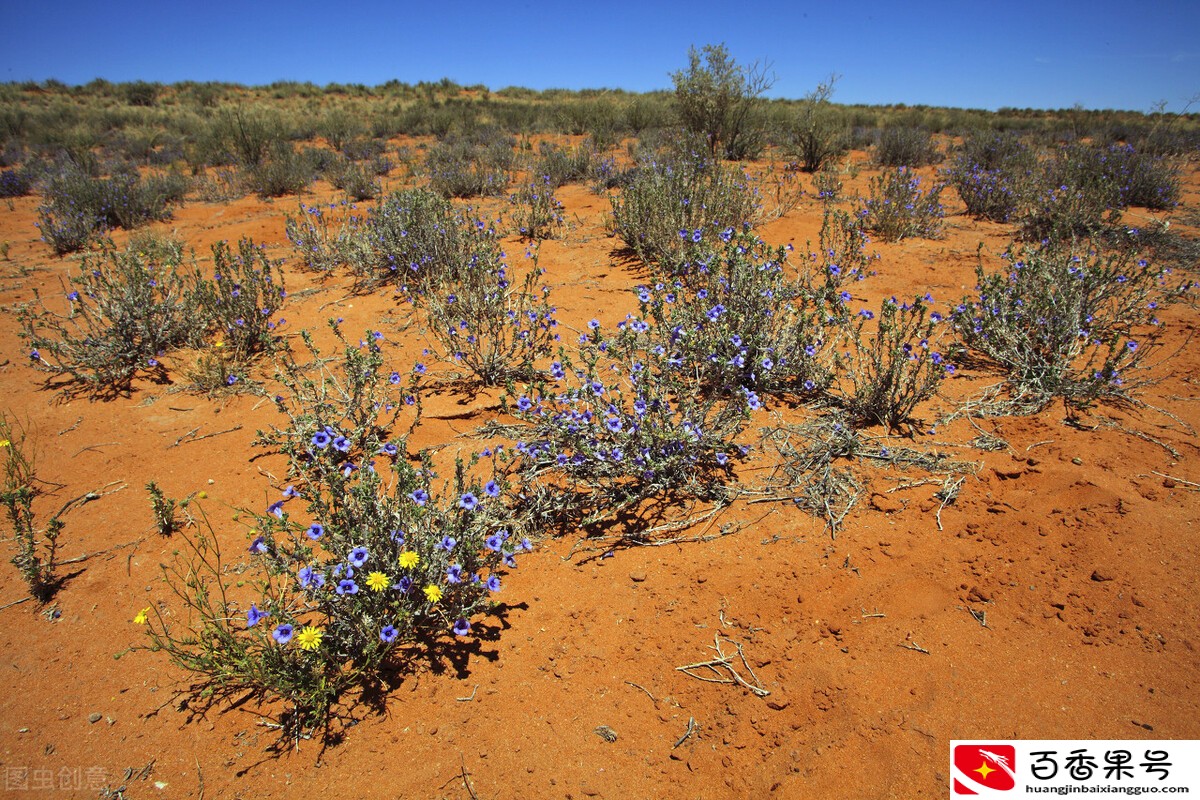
0;414;60;602
859;167;945;242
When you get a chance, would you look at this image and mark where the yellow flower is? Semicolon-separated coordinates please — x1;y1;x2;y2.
366;571;390;592
398;551;419;569
423;585;443;604
197;491;207;499
133;607;151;625
296;626;323;651
214;340;225;349
0;439;10;448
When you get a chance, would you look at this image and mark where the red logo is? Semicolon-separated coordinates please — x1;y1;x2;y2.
952;744;1016;795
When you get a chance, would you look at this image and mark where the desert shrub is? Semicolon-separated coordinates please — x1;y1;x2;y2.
324;156;382;201
316;108;364;152
952;240;1181;412
144;326;525;736
532;142;594;188
630;227;835;399
247;143;316;197
804;206;877;305
35;162;190;254
209;108;289;168
285;201;371;276
425;133;512;198
875;127;941;167
18;239;202;394
501;319;755;531
858;167;945;242
610;153;756;274
509;178;564;240
0;165;35;198
945;131;1035;223
421;229;559;386
191;237;286;363
834;295;951;430
0;414;61;602
787;75;847;173
1103;144;1180;210
119;81;161;107
671;43;773;160
341;137;388;163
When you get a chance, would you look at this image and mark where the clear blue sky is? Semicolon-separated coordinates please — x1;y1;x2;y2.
3;0;1197;112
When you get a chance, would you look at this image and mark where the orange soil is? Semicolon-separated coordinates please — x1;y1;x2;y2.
0;147;1197;799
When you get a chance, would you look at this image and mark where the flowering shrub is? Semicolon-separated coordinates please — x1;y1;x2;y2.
509;178;565;241
425;135;511;198
945;132;1033;223
36;161;190;254
0;414;60;601
144;327;525;735
859;167;945;242
420;232;559;386
834;295;951;430
610;153;756;274
533;142;595;188
501;319;754;530
19;236;284;396
18;240;202;394
875;127;941;168
631;227;835;398
953;241;1179;412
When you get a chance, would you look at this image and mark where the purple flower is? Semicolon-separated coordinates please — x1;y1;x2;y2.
485;575;502;593
246;603;269;627
307;522;324;540
389;371;401;385
517;396;533;412
226;375;238;386
283;485;300;498
298;565;324;589
395;576;413;594
273;624;294;644
312;431;332;449
438;535;457;552
520;537;533;552
484;480;500;498
605;416;622;433
486;533;504;552
1127;341;1138;351
336;579;359;595
380;442;399;456
333;436;351;453
452;618;471;637
380;624;399;643
266;500;285;518
249;536;268;554
413;362;427;375
348;546;368;567
446;564;463;584
458;492;479;511
409;489;428;506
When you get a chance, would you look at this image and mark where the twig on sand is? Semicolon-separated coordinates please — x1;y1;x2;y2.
676;634;770;697
170;425;243;448
459;755;479;800
673;717;698;749
624;681;657;704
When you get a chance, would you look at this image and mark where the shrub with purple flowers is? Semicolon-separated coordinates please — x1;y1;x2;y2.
858;167;946;242
952;240;1182;413
144;327;524;736
610;152;757;275
509;178;565;241
833;295;950;430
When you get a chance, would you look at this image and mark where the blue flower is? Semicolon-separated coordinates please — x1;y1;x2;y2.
312;431;332;449
486;533;504;552
486;575;502;593
458;493;479;511
336;579;359;595
446;564;463;584
395;576;413;594
380;624;399;643
485;480;501;498
605;416;622;433
298;565;324;589
438;535;457;552
333;436;351;453
246;603;269;627
349;547;368;567
273;624;294;644
389;371;401;385
410;489;428;506
266;500;285;518
453;618;471;637
249;536;268;554
306;522;324;540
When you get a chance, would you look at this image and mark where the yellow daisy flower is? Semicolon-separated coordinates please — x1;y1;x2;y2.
423;585;443;604
398;551;419;569
0;439;10;448
366;571;390;592
296;625;323;651
133;607;151;625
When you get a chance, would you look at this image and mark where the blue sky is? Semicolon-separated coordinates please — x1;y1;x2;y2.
3;0;1197;112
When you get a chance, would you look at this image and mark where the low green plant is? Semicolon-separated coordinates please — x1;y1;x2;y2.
509;178;564;240
532;142;595;188
143;326;526;737
146;481;183;536
0;414;60;602
671;43;773;160
425;135;510;198
610;153;756;274
875;127;941;167
787;75;847;173
859;167;945;242
834;295;950;430
952;240;1182;413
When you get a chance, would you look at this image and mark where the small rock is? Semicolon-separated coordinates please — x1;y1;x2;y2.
869;493;902;513
87;713;102;724
1071;457;1083;466
1091;570;1114;582
629;570;647;583
766;698;790;711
